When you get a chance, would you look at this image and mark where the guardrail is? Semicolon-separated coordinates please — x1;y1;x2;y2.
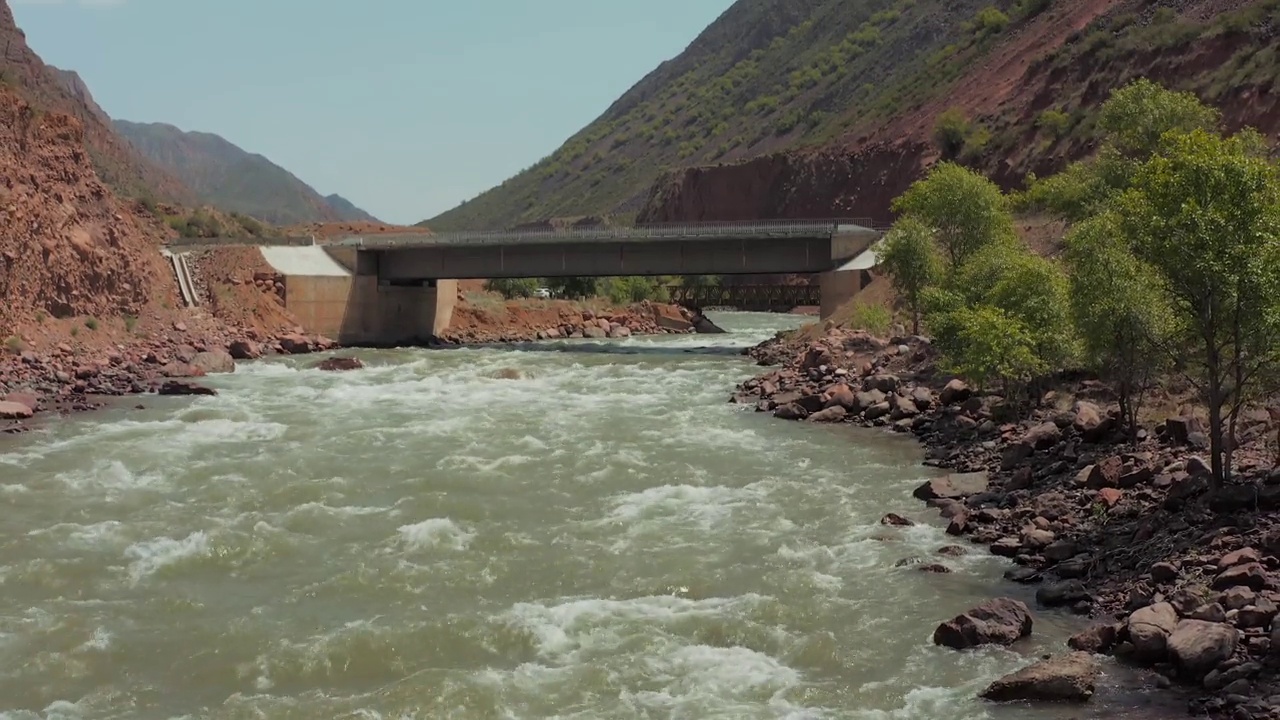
336;218;878;248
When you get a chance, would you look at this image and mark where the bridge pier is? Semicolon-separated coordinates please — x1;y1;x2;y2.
278;248;457;345
819;269;871;320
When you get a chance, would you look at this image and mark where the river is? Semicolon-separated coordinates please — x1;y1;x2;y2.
0;312;1177;719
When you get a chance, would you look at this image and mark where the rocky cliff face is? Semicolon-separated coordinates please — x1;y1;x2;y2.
0;0;192;203
0;87;175;330
638;141;928;224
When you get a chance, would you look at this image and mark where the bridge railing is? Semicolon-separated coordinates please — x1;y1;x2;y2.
335;218;877;247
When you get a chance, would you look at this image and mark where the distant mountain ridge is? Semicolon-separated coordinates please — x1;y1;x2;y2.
113;120;381;226
323;193;380;224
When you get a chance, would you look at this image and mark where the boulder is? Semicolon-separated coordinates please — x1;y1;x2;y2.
607;325;632;339
1213;562;1267;591
865;374;899;394
824;383;857;411
913;472;989;501
1237;598;1278;629
1219;547;1261;570
1167;620;1238;678
1037;580;1089;608
158;381;218;397
864;401;892;420
1023;422;1063;450
1072;401;1110;442
1068;624;1119;653
940;379;971;406
0;400;34;420
583;326;608;339
314;357;364;372
1128;602;1178;662
278;334;314;354
228;340;261;360
933;598;1033;650
980;652;1100;704
880;513;914;527
191;351;235;375
773;403;809;421
807;406;847;423
855;389;886;412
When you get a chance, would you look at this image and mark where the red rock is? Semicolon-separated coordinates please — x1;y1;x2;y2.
1096;488;1124;507
933;598;1033;650
981;653;1100;703
0;400;34;419
278;334;313;354
228;340;261;360
1212;562;1267;591
880;513;914;527
1219;547;1261;570
4;391;39;411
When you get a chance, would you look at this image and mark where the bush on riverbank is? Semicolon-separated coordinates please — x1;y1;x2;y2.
881;78;1280;488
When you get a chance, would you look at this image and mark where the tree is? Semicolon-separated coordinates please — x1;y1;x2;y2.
1097;78;1220;159
892;162;1017;268
878;217;943;334
1019;78;1222;221
924;298;1044;396
546;277;600;300
1064;212;1176;438
1117;128;1280;486
953;242;1077;373
485;278;542;299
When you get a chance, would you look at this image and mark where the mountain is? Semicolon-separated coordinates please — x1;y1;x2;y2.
323;193;381;224
113;121;381;226
425;0;1280;230
0;1;193;204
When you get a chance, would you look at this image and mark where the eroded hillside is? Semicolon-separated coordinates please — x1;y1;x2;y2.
428;0;1280;229
0;1;192;203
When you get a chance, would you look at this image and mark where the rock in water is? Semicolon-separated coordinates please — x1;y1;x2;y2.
158;381;218;397
933;598;1033;650
981;652;1100;703
315;357;365;372
191;350;235;374
0;400;34;420
691;311;727;334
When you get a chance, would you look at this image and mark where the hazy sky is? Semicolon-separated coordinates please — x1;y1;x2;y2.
11;0;734;224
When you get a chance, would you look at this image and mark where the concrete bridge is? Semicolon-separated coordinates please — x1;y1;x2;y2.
176;220;883;345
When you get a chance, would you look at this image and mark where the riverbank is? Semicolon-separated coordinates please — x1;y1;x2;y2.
735;325;1280;718
438;296;722;344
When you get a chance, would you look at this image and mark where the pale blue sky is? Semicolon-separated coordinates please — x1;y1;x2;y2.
11;0;734;224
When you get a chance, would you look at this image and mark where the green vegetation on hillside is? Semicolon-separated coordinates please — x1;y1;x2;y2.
881;80;1280;488
427;0;1049;230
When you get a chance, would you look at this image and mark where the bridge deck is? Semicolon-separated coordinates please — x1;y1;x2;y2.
334;219;875;249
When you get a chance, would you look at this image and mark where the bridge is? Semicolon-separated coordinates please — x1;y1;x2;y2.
329;219;879;280
175;220;884;345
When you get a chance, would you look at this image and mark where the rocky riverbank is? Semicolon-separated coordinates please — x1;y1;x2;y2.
0;325;337;434
734;327;1280;718
438;299;723;344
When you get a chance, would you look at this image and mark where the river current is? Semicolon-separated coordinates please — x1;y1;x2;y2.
0;312;1174;719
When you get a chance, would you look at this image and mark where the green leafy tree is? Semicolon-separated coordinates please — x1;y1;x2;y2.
1117;128;1280;486
1064;212;1176;438
925;300;1044;395
1098;78;1220;159
1020;79;1222;221
548;277;601;300
954;242;1077;372
878;217;943;333
892;162;1017;267
486;278;541;299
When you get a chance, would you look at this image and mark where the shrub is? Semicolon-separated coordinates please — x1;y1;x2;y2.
84;318;98;331
933;108;971;158
1035;109;1071;138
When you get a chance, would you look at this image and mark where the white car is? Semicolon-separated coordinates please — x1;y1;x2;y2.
533;287;552;299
